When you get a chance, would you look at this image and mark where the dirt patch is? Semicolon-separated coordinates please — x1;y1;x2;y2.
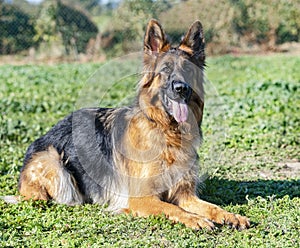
217;149;300;180
277;160;300;176
259;160;300;180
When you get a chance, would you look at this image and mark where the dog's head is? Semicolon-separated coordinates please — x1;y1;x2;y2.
139;19;205;127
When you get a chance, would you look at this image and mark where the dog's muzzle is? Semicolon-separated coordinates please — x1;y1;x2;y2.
172;81;192;101
163;80;192;123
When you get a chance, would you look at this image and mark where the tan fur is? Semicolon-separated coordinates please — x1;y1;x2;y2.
19;146;83;204
138;75;171;127
19;146;62;200
127;196;215;230
178;195;250;228
178;44;194;55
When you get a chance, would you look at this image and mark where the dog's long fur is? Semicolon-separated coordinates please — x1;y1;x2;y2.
17;20;250;230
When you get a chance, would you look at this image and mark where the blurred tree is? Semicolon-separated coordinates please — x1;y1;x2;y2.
0;2;37;54
275;0;300;44
231;0;300;46
56;0;98;54
34;1;57;43
35;0;99;55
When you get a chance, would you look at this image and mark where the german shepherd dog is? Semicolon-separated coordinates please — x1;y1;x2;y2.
17;20;250;230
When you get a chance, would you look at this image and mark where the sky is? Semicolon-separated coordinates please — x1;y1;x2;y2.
26;0;43;3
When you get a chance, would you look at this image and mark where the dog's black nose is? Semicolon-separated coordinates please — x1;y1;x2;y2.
172;81;192;100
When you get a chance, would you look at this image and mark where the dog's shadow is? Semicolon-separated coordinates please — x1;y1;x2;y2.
200;177;300;206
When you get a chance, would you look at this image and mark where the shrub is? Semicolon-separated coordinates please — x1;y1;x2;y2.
0;2;37;54
275;1;300;44
231;0;300;46
35;0;99;55
56;0;98;54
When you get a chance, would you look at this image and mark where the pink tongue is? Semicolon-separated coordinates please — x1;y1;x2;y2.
171;100;188;123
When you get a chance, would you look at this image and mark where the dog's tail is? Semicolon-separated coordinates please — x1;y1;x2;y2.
0;195;20;204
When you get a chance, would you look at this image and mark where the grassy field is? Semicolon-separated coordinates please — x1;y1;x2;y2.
0;54;299;247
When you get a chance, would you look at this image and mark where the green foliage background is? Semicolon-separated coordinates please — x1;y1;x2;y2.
1;0;300;56
102;0;300;55
0;3;36;54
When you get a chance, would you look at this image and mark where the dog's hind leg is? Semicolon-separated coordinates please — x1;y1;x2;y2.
18;146;83;205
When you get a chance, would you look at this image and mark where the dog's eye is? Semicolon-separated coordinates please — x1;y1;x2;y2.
161;63;173;74
161;66;172;74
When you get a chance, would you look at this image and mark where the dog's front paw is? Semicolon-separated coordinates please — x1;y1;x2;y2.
222;212;250;230
179;214;216;230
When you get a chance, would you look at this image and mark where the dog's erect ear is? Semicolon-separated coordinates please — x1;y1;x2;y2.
179;21;205;60
144;19;170;54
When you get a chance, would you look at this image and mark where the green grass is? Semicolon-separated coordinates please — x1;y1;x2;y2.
0;54;299;247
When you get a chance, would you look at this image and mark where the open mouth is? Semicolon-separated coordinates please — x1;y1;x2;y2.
164;95;189;123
